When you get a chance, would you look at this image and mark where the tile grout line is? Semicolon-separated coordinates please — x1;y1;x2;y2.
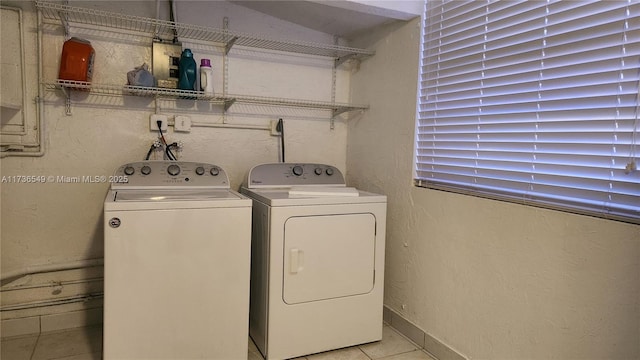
29;316;43;360
355;345;374;360
384;325;431;359
29;332;40;360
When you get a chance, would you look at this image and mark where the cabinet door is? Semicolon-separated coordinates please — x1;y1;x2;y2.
283;213;376;304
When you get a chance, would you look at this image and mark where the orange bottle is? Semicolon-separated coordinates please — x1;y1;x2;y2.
58;37;95;83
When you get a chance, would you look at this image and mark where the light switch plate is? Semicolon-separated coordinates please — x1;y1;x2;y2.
174;115;192;132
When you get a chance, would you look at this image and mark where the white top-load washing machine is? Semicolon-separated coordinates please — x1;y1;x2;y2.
240;163;387;360
103;161;252;359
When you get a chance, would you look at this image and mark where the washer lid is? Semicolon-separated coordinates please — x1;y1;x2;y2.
114;189;244;202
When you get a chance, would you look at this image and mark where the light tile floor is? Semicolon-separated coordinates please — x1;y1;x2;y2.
2;324;435;360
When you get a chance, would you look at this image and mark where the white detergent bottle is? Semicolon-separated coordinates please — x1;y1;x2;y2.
200;58;214;94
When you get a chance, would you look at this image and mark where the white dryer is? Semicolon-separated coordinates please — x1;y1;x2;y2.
103;161;252;359
240;163;387;360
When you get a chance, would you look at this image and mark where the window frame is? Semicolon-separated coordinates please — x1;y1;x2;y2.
414;0;640;224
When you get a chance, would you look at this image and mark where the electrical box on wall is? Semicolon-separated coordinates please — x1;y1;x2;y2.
152;41;182;89
150;114;168;132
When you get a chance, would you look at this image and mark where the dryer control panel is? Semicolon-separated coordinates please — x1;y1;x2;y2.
247;163;345;188
111;161;229;189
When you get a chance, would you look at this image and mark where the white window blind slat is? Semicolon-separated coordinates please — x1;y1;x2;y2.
415;0;640;223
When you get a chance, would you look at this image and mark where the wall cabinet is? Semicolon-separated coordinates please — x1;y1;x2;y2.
36;1;372;119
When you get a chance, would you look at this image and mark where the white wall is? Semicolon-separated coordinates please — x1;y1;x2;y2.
348;18;640;360
0;0;350;309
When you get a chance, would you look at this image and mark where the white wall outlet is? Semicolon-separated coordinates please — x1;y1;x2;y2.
150;114;169;132
174;115;192;132
270;119;280;136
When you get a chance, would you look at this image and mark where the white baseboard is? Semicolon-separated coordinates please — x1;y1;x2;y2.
384;305;467;360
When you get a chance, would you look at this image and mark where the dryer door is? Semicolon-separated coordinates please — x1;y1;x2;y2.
283;213;376;304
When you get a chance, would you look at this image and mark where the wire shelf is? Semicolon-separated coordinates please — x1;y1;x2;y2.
231;94;368;116
47;80;220;100
35;1;374;60
46;80;368;116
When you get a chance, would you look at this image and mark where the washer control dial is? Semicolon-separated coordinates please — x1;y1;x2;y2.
325;168;334;176
210;167;220;176
292;165;304;176
124;166;135;176
167;164;181;176
314;167;323;175
195;166;205;175
141;165;151;175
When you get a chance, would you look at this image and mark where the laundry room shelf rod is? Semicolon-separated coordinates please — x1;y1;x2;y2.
46;80;369;116
35;1;375;60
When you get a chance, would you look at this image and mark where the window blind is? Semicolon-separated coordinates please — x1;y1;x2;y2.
416;0;640;223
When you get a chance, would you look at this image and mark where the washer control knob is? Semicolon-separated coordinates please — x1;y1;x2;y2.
314;167;323;175
292;165;304;176
210;167;220;176
167;164;181;176
124;166;135;176
195;166;205;175
141;166;151;175
326;168;334;176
